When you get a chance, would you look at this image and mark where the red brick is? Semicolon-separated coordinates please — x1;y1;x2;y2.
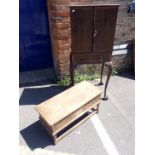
57;39;71;45
78;0;93;2
49;11;69;19
54;34;71;40
58;49;71;55
49;4;69;11
57;44;71;50
47;3;56;11
56;29;71;35
53;23;70;29
51;0;70;5
51;11;69;17
50;16;70;23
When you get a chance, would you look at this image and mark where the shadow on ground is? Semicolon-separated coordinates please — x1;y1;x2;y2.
20;120;55;149
19;85;70;149
20;85;69;105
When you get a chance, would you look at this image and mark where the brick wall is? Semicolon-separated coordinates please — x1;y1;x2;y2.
47;0;135;78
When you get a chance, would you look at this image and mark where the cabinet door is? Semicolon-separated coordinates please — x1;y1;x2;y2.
70;6;94;53
93;6;118;53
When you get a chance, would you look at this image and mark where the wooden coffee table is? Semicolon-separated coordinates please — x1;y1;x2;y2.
35;81;102;144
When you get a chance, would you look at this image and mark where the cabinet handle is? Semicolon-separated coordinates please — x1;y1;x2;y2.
93;30;97;37
72;9;75;13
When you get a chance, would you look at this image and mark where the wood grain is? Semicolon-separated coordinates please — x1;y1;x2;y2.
35;81;101;126
93;6;118;53
70;6;94;53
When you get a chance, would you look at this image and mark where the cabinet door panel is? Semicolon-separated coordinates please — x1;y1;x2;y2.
93;6;118;53
70;6;94;53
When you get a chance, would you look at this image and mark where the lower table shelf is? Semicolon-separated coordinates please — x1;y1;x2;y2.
39;107;98;145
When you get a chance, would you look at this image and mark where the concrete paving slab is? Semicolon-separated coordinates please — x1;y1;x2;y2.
20;145;76;155
97;75;135;155
19;103;108;155
19;85;108;155
98;100;134;155
19;68;56;87
108;75;135;126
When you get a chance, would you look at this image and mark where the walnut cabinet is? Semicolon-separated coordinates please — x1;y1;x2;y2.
69;3;119;99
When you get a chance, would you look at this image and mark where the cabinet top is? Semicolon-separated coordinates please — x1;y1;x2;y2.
69;2;120;7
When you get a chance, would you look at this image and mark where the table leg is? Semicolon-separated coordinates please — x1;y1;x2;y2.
53;135;57;145
103;62;112;100
97;103;100;113
98;62;104;85
70;54;74;86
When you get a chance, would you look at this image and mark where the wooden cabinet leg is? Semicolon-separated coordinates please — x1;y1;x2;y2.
98;62;104;85
97;103;100;113
103;62;112;100
53;135;57;145
70;54;74;86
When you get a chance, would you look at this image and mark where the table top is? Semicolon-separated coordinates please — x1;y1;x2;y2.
35;81;102;126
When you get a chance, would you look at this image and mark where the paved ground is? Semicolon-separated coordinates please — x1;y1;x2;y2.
19;73;135;155
19;68;56;87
